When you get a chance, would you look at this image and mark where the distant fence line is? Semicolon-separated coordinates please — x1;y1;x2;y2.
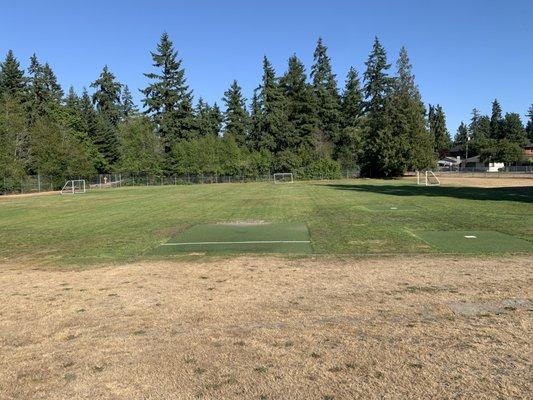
1;170;361;195
2;167;532;196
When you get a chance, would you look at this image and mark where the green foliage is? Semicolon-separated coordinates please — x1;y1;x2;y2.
526;105;533;142
361;37;400;177
311;38;341;144
479;139;523;164
429;104;451;159
255;57;290;152
28;116;95;185
0;95;27;180
222;80;248;146
389;47;435;172
280;55;317;151
0;50;26;99
502;112;527;145
489;99;503;139
141;32;195;154
117;116;161;174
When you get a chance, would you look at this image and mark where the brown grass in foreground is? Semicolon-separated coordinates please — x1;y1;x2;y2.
0;256;531;399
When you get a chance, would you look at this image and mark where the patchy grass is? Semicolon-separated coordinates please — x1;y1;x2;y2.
0;255;531;399
0;178;531;265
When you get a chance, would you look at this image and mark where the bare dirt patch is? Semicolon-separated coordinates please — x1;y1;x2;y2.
0;256;531;399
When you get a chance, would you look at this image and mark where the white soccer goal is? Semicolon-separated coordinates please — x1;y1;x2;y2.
273;173;294;184
417;171;440;186
61;180;86;194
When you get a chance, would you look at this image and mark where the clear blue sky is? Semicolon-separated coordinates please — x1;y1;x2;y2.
2;0;532;135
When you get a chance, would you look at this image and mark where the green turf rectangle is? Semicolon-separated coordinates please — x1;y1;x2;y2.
416;230;533;253
152;222;313;254
361;204;420;211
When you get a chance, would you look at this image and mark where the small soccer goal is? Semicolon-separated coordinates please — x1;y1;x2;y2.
273;173;294;184
61;180;86;194
417;171;440;186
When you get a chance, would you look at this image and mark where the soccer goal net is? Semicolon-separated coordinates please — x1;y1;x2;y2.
273;173;294;184
61;180;86;194
417;171;440;186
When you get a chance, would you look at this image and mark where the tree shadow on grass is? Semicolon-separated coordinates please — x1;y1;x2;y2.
323;182;533;204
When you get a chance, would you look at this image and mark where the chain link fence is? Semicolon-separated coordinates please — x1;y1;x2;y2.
1;169;361;196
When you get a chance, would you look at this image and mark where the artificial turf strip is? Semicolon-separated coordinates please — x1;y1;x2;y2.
416;230;533;254
152;222;313;254
360;204;420;211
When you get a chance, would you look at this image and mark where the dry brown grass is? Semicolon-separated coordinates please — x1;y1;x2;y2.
403;175;533;188
1;256;531;399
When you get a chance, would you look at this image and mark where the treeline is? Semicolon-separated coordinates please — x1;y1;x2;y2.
452;101;533;164
1;34;532;187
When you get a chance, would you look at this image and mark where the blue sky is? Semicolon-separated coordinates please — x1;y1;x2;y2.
2;0;532;135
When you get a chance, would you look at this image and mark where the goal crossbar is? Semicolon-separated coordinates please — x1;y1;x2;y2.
61;180;86;194
273;173;294;184
417;171;440;186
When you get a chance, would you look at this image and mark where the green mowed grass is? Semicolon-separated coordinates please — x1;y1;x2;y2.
0;179;531;265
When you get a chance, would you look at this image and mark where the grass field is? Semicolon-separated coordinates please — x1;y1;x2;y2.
0;178;531;265
1;177;532;399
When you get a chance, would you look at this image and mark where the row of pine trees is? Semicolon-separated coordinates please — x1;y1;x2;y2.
1;33;532;187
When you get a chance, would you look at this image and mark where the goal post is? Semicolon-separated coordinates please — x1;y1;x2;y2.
273;173;294;184
61;180;86;194
416;171;440;186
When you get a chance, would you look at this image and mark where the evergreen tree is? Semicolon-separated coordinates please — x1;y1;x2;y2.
429;104;451;158
361;37;395;177
336;67;364;167
280;55;317;150
256;56;290;152
454;122;469;146
248;90;263;149
311;38;341;146
141;32;194;153
0;50;26;99
89;66;122;169
27;55;63;119
222;80;248;146
526;104;533;141
502;112;527;145
389;47;434;171
120;85;138;119
467;108;491;155
208;102;223;137
341;67;364;128
90;65;122;126
489;99;503;139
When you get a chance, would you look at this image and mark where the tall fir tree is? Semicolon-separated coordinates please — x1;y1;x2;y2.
120;85;138;119
141;32;194;154
489;99;503;139
526;104;533;142
90;67;122;169
388;47;434;171
91;65;122;125
310;38;341;148
361;37;395;177
27;55;63;119
0;50;26;99
335;67;364;167
280;55;317;151
256;56;290;152
222;80;248;146
248;90;263;149
429;104;452;159
454;122;469;146
502;112;527;145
